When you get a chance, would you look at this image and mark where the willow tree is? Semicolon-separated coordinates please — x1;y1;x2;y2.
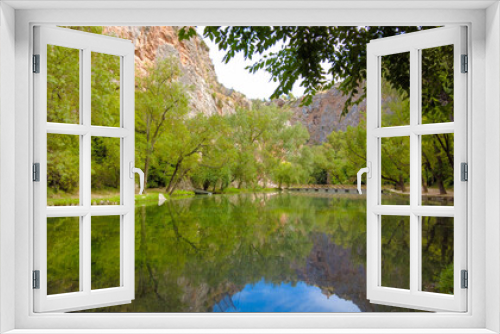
135;57;190;192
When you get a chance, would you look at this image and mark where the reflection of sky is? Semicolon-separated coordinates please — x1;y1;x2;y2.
213;279;361;313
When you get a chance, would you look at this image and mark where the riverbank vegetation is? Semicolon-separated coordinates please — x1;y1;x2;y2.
46;26;454;203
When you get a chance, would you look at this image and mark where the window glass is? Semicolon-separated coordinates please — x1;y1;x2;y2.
91;52;121;127
91;215;121;290
47;45;80;124
47;134;80;206
421;45;454;124
47;217;80;295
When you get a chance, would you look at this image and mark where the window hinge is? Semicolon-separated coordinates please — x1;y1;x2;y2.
33;163;40;182
461;270;468;289
33;270;40;289
461;54;468;73
33;54;40;73
461;162;468;181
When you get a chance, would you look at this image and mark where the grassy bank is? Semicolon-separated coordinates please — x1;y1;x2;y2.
47;188;196;206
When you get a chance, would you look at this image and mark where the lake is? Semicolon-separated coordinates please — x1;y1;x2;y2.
62;192;452;312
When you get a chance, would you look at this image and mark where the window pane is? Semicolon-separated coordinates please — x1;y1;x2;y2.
91;137;120;205
421;134;454;206
421;217;454;294
91;52;121;127
381;52;410;127
47;45;80;124
91;215;121;290
381;137;410;205
381;215;410;290
47;217;80;295
421;45;454;124
47;134;80;206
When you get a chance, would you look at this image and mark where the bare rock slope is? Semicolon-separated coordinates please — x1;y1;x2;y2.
104;26;251;117
104;26;362;143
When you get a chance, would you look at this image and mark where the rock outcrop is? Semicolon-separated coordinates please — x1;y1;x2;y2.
103;26;363;145
289;88;365;144
103;26;251;117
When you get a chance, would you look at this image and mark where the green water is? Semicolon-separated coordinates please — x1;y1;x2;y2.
47;192;453;312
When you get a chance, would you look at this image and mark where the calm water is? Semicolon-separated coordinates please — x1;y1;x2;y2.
72;192;452;313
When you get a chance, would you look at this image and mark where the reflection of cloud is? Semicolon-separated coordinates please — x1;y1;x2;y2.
216;279;361;313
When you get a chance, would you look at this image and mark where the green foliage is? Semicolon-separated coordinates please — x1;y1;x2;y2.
47;134;79;196
436;264;454;294
51;193;448;312
135;56;192;192
189;102;311;191
179;26;437;113
47;26;124;198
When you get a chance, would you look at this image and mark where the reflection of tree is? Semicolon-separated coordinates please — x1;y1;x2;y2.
74;193;451;313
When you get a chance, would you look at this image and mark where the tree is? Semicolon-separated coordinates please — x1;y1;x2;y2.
179;26;435;113
162;113;226;195
135;57;191;192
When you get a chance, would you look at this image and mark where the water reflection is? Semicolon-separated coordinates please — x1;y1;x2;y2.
214;279;361;312
79;192;442;313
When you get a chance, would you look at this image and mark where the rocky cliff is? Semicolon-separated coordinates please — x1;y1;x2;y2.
103;26;362;144
103;26;252;117
289;88;365;144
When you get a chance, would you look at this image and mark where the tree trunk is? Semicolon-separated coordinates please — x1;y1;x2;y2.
437;175;447;195
433;142;447;195
422;175;428;194
398;175;406;193
169;168;190;196
166;161;181;194
326;171;332;185
143;154;151;194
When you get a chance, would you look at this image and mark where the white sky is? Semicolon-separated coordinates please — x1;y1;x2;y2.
197;26;306;100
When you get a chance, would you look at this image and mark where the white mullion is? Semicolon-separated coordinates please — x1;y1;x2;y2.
90;205;129;216
46;123;129;138
413;123;454;135
122;51;135;296
78;48;84;292
46;123;87;136
373;205;411;216
373;126;411;138
90;126;129;138
416;47;424;294
374;123;454;139
413;206;455;217
409;48;419;294
82;214;91;294
82;47;92;294
373;205;455;217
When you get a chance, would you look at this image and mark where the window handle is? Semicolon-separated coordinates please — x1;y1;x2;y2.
129;162;145;195
357;162;371;195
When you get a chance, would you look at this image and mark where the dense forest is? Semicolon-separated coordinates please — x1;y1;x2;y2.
46;27;455;199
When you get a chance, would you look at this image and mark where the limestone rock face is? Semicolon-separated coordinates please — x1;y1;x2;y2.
289;88;365;144
103;26;362;144
103;26;251;117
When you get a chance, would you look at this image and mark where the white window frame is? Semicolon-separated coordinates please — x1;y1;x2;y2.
1;1;499;333
33;26;136;313
366;26;467;312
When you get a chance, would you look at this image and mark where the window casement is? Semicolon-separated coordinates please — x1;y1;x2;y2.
30;24;468;315
33;26;138;312
5;4;493;333
364;26;467;312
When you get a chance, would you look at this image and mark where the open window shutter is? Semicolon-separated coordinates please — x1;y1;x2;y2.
33;26;136;312
366;26;467;312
